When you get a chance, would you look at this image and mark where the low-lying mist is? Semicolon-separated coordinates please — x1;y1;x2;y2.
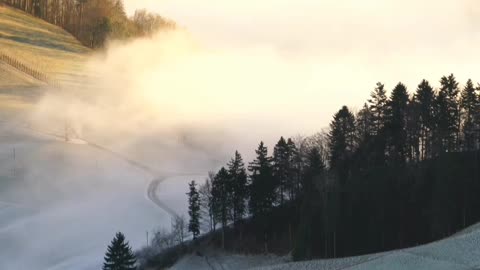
31;29;331;164
3;1;480;266
3;29;331;270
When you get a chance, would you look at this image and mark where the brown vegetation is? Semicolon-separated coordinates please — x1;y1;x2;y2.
1;0;175;48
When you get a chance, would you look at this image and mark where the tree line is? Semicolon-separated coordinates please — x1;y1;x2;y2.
186;74;480;260
2;0;175;48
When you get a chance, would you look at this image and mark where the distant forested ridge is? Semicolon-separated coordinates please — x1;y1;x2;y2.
1;0;175;48
181;74;480;262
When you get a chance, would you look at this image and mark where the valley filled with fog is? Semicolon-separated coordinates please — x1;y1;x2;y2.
0;119;209;269
1;0;480;269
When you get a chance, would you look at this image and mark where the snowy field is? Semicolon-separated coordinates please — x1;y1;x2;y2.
0;118;206;270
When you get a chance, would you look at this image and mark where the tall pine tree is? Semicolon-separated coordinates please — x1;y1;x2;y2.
103;232;136;270
414;79;436;160
287;138;302;202
368;82;389;136
460;79;479;151
187;180;200;240
227;151;248;226
328;106;356;180
355;103;373;144
438;74;460;152
273;137;290;205
386;82;409;165
248;142;275;217
212;167;230;248
293;147;326;261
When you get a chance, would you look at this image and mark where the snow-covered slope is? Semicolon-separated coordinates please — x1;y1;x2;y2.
171;251;288;270
0;122;193;270
170;222;480;270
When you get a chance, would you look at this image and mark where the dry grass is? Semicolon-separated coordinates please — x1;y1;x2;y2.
0;5;90;84
0;5;91;111
0;62;46;111
0;62;37;87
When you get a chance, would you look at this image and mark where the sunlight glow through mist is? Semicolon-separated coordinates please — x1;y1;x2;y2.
2;2;480;270
37;0;480;157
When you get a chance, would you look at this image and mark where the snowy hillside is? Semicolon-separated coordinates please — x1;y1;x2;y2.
169;223;480;270
0;120;206;270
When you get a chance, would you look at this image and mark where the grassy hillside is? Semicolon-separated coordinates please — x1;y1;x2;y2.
0;4;89;86
0;5;90;111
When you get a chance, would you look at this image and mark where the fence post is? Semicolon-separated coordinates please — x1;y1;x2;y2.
0;52;57;87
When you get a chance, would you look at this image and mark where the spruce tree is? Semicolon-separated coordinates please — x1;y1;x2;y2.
438;74;460;152
227;151;248;226
103;232;136;270
248;142;275;217
414;79;435;159
293;147;326;261
434;86;450;154
355;103;373;144
368;82;389;135
212;168;230;227
328;106;356;173
406;95;421;162
286;138;302;201
211;167;230;248
187;180;200;240
386;82;409;164
273;137;290;205
460;79;478;151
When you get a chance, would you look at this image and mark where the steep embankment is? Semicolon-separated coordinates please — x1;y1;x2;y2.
0;5;89;111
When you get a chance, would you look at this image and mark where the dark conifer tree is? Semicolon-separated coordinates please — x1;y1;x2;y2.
460;79;478;151
368;82;389;135
248;142;275;217
414;79;436;160
227;151;248;226
212;167;230;230
438;74;460;152
328;106;356;178
355;103;373;144
187;180;200;240
212;167;231;248
286;138;302;201
406;95;421;162
434;86;450;154
293;147;326;261
386;82;409;164
103;232;136;270
273;137;290;205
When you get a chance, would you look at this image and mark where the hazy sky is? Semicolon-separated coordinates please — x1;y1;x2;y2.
68;0;480;150
121;1;480;116
123;0;480;53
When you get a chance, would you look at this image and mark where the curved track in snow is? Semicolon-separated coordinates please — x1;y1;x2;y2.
146;177;178;217
21;124;203;218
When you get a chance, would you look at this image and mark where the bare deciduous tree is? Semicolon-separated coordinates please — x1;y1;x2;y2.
171;215;187;245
